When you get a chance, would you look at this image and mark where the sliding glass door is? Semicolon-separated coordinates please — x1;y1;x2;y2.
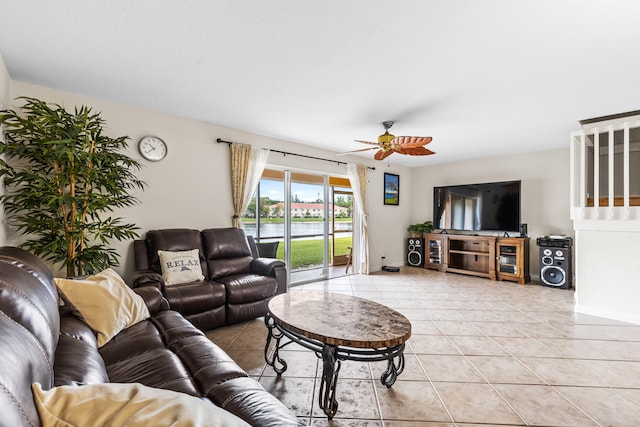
288;172;329;283
331;189;353;268
243;169;353;286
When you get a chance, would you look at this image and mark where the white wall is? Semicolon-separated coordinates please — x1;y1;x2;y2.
574;228;640;324
411;148;573;280
7;81;413;280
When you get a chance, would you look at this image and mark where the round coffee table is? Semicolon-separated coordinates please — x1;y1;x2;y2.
264;291;412;419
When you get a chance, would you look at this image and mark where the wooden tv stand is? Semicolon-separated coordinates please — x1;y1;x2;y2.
425;233;530;284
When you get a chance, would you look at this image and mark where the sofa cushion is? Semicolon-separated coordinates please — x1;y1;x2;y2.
207;257;253;280
105;348;201;395
151;310;205;346
55;268;150;347
99;317;168;364
153;311;249;385
202;228;252;258
100;315;201;396
202;228;253;279
226;299;270;325
164;281;226;315
217;274;278;304
32;382;250;427
158;249;205;285
183;307;227;331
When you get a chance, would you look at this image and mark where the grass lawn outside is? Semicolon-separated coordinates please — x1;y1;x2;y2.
271;236;352;270
244;217;353;269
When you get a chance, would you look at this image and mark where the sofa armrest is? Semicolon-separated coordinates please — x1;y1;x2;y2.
250;257;285;277
133;271;165;291
133;286;170;314
273;264;287;295
251;258;287;295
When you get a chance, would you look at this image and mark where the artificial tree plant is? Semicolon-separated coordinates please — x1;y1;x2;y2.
0;97;146;276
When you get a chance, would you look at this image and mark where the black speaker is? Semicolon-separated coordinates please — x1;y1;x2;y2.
407;238;425;268
539;247;572;289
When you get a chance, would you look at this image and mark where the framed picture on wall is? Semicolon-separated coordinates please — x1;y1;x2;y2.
384;173;399;205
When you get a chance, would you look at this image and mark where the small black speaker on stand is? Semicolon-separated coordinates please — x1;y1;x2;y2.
520;223;528;237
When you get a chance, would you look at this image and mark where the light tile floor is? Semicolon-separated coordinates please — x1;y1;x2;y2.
206;267;640;426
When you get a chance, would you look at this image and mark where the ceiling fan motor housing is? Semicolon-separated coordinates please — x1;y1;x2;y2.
378;130;395;149
378;121;395;149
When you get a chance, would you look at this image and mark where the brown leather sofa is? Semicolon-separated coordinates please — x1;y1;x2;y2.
133;227;286;331
0;246;301;427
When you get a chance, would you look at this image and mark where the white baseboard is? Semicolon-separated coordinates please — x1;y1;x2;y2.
574;304;640;325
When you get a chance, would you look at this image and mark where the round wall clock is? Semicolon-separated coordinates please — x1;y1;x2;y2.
138;136;167;161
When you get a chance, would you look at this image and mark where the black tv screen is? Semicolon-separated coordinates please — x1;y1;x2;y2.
433;180;521;232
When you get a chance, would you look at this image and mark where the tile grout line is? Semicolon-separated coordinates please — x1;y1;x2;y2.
411;344;457;425
548;384;605;427
367;362;386;426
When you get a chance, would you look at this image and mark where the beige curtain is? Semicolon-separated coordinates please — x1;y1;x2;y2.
347;163;369;274
230;143;269;228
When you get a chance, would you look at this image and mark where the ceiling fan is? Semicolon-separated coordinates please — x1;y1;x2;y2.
340;121;435;161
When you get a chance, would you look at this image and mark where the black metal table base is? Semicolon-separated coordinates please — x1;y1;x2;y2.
264;314;405;420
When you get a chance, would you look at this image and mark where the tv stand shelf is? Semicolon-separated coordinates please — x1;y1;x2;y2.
449;249;490;255
446;235;496;280
425;233;530;284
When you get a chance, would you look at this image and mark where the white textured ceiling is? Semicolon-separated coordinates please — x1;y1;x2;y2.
1;1;639;167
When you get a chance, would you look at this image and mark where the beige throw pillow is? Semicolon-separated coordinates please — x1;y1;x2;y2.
158;249;205;286
54;268;150;347
32;382;250;427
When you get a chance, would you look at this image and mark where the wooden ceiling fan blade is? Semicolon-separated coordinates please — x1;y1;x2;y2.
354;140;381;146
392;136;433;148
398;147;436;156
336;147;379;155
374;150;394;161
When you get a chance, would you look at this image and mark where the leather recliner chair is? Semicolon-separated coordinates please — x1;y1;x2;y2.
134;227;287;331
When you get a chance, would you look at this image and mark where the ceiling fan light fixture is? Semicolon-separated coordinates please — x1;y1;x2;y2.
378;129;395;147
378;120;395;148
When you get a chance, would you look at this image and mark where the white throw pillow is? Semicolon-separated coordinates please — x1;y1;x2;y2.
158;249;205;286
54;268;150;347
32;382;250;427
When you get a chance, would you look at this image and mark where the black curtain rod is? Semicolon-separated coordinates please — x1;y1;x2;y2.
216;138;375;171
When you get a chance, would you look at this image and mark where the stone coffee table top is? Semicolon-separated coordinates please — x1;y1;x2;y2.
268;291;412;348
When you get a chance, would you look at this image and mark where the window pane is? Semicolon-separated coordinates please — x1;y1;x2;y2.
258;178;285;239
242;178;285;240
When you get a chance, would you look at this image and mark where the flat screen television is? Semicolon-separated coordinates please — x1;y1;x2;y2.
433;180;521;233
